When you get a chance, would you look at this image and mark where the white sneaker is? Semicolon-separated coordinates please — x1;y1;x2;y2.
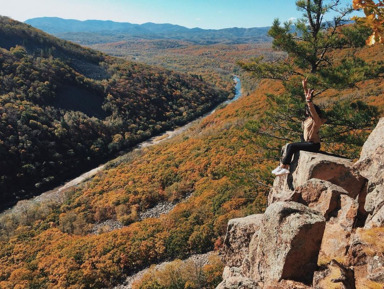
272;166;282;174
275;168;290;176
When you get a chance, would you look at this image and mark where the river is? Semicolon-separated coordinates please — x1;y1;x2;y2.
138;75;242;148
0;76;243;217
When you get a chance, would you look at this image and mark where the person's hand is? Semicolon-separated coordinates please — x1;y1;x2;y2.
306;89;314;102
302;77;308;89
302;77;309;95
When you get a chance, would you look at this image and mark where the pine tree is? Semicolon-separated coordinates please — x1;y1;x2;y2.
240;0;380;159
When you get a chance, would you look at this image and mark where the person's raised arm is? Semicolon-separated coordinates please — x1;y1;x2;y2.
305;88;313;102
302;77;309;96
305;89;322;124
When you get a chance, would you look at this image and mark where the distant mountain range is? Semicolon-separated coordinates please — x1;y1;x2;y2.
25;17;271;44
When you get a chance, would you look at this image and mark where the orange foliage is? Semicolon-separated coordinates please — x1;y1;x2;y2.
0;32;382;289
0;85;272;288
353;0;384;44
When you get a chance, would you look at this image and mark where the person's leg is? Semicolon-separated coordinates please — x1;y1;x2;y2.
281;142;320;166
273;143;295;174
272;143;294;174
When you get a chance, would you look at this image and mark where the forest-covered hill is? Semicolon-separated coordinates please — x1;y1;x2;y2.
0;16;230;210
88;41;282;94
0;80;272;289
1;5;384;288
24;18;278;95
25;17;271;45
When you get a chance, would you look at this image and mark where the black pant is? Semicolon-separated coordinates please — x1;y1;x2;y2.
281;142;320;165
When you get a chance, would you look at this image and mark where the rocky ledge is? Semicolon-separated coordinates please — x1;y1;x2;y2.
218;118;384;289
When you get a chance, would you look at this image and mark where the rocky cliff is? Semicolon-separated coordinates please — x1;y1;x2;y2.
218;118;384;289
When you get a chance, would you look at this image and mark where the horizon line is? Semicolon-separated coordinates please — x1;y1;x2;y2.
23;16;272;31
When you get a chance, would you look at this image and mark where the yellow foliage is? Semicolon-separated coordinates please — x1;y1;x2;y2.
353;0;384;44
132;253;223;289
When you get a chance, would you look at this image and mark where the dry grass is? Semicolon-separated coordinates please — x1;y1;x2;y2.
355;279;384;289
358;227;384;256
316;265;345;289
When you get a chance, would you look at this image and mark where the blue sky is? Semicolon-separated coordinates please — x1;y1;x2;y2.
1;0;359;29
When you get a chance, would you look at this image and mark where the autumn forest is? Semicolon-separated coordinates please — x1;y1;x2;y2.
0;0;384;288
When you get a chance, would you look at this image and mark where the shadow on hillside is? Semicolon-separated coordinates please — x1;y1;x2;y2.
70;59;110;80
52;85;108;118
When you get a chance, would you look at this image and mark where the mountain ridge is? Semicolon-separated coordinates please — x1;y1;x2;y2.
25;16;268;33
25;17;271;44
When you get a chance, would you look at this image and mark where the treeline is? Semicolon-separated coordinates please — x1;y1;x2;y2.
91;40;280;94
0;16;229;209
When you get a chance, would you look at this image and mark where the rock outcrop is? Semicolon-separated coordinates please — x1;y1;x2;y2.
222;214;264;268
354;120;384;230
218;118;384;289
248;202;325;286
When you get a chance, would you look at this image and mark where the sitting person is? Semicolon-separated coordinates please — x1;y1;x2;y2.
272;78;326;176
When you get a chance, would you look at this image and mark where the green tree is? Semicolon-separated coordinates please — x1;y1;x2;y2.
240;0;380;159
10;45;27;59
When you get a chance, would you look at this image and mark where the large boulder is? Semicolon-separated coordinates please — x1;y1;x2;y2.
291;152;365;199
268;176;299;205
364;181;384;216
294;179;348;220
354;145;384;214
248;202;326;285
219;119;384;288
354;120;384;229
318;194;358;265
355;145;384;183
221;214;263;267
359;118;384;160
269;151;366;204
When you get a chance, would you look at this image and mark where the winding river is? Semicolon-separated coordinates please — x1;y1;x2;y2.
0;76;243;217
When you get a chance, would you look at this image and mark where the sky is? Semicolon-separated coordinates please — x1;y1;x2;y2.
1;0;360;29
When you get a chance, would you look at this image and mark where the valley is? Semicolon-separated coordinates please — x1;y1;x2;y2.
0;16;231;210
1;4;384;288
0;76;243;219
24;17;281;94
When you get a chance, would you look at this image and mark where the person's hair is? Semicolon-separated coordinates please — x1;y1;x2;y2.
314;104;323;118
304;104;324;119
